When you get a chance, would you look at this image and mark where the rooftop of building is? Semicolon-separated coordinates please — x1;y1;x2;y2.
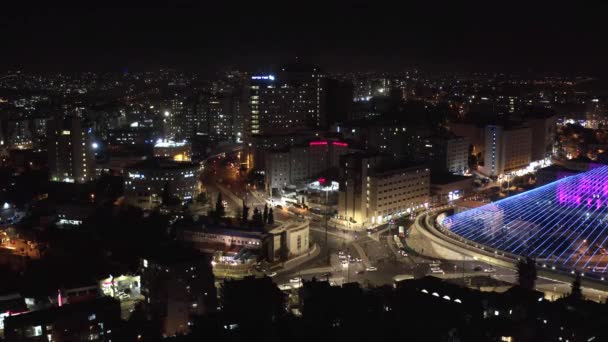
126;157;199;171
187;225;266;240
371;161;429;176
153;139;189;148
4;296;120;326
269;219;308;234
142;242;208;266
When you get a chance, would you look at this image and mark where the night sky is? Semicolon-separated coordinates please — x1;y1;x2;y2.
2;1;607;73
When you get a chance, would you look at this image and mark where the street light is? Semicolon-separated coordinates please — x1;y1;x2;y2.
324;185;330;265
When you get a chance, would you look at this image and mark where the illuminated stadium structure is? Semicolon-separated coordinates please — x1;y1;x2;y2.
442;166;608;274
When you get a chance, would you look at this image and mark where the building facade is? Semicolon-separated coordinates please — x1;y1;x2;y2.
4;297;121;342
419;135;470;175
267;219;310;261
482;125;532;177
338;153;430;228
264;140;350;195
153;140;192;162
124;159;201;208
140;251;216;337
47;116;96;184
527;115;556;161
247;64;327;139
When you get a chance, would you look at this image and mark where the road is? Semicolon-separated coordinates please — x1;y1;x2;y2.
201;153;516;290
410;208;608;302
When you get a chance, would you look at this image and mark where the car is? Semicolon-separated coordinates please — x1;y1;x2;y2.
266;272;277;277
321;272;332;278
483;267;496;273
355;257;362;262
473;265;483;272
275;205;283;210
356;270;365;275
289;277;302;283
338;254;347;259
365;266;378;272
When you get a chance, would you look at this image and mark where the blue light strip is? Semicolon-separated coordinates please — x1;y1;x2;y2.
443;166;608;274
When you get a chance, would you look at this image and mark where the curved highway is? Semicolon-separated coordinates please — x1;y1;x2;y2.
412;208;608;292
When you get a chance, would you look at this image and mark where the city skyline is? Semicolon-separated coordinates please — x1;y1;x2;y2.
3;3;608;341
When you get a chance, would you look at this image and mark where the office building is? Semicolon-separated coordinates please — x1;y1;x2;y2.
163;97;184;139
140;248;216;337
3;297;121;341
182;92;243;143
481;125;532;177
265;140;350;195
450;122;485;157
247;63;327;139
107;126;158;146
430;174;474;204
124;158;201;209
153;140;192;162
338;153;430;228
336;122;430;158
418;135;470;174
527;115;556;161
47;116;96;184
179;219;310;263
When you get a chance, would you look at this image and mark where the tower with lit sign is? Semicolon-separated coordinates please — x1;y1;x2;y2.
246;63;327;141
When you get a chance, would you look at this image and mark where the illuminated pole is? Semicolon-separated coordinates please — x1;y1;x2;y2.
57;289;63;307
325;187;330;264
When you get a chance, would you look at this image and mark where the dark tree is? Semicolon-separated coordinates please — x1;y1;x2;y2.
569;272;583;301
517;257;537;291
215;193;225;218
252;207;263;226
263;204;269;224
161;182;171;205
196;192;208;205
241;201;249;225
268;208;274;225
219;276;286;332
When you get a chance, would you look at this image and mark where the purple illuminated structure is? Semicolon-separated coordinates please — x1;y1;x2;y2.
442;166;608;274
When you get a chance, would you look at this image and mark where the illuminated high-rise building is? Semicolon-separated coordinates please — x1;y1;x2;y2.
47;116;96;183
247;63;327;139
482;125;531;177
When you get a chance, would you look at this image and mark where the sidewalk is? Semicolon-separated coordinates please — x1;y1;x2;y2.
276;243;321;272
215;183;243;208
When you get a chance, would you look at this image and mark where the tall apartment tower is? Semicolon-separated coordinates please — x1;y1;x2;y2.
247;63;327;140
482;125;531;177
47;116;96;183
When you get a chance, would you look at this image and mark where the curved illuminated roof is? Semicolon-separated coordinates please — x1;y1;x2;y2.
442;166;608;273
